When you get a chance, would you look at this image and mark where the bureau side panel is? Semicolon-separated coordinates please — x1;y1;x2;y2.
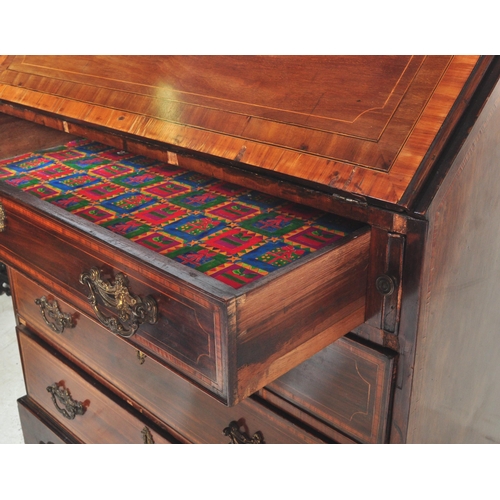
407;79;500;443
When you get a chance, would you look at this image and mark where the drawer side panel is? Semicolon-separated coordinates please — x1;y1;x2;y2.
236;229;370;401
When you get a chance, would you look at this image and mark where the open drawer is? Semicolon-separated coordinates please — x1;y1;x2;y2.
0;135;370;405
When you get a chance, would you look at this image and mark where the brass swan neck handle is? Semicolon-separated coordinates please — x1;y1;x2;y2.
80;267;158;338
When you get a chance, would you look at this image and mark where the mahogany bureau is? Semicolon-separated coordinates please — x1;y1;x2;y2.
0;56;499;444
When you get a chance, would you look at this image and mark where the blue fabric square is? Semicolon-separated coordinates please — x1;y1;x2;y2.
101;192;157;214
163;214;226;242
8;155;54;172
241;240;310;272
48;173;99;191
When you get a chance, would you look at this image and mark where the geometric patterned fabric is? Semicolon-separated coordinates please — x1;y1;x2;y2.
0;139;363;288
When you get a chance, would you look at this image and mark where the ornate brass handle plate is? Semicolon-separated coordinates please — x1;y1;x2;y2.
223;421;263;444
79;267;158;338
35;296;74;334
46;383;85;420
0;201;5;232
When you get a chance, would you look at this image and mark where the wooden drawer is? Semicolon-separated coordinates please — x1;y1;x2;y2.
0;176;370;405
17;326;176;444
17;396;80;444
12;270;328;443
262;336;396;443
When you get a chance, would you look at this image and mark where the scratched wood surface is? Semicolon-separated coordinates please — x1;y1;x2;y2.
19;328;176;444
0;55;483;207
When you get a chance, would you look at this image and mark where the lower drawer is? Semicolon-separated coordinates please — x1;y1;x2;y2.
13;270;327;443
263;336;396;443
17;327;176;444
17;396;80;444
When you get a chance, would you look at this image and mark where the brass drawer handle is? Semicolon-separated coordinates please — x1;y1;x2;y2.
0;201;5;232
35;296;75;334
223;421;263;444
79;267;158;338
46;383;86;420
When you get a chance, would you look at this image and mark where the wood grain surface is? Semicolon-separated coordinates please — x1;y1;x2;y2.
17;396;81;444
265;335;395;443
407;79;500;443
0;55;484;206
13;274;327;443
18;327;175;444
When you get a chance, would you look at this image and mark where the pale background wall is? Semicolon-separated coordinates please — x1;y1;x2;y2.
0;293;24;443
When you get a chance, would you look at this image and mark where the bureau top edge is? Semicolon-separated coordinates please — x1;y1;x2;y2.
0;55;495;211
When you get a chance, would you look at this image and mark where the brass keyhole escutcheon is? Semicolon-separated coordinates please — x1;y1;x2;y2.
137;350;147;365
142;426;155;444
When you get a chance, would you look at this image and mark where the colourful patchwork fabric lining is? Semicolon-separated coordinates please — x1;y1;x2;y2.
0;139;363;288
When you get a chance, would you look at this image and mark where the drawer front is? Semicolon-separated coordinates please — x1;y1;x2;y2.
0;194;226;395
264;336;395;443
18;326;175;444
17;396;80;444
13;270;326;443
